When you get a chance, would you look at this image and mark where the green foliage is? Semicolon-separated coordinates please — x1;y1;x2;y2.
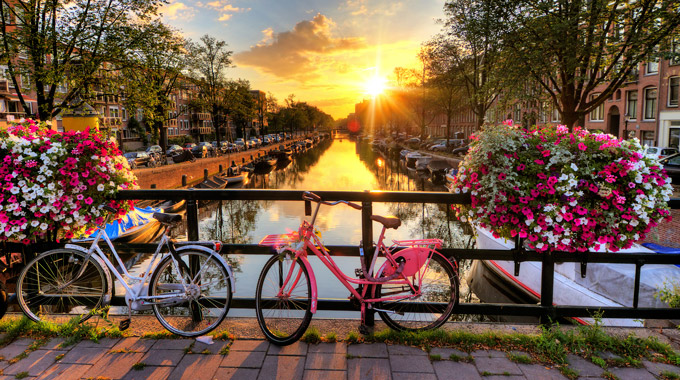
140;331;176;340
591;356;607;369
301;327;321;344
15;371;29;379
559;367;579;380
507;353;533;364
131;362;146;371
429;354;442;361
346;331;361;344
661;370;680;380
656;281;680;308
324;332;338;343
602;370;619;380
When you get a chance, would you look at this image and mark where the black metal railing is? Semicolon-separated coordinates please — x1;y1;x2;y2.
111;188;680;325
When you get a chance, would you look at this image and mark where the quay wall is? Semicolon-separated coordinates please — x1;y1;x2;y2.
132;138;306;189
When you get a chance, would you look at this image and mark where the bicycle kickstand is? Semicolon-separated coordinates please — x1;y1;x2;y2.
358;303;373;336
119;309;132;331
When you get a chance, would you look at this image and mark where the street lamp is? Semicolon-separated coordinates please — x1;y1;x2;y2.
623;112;630;140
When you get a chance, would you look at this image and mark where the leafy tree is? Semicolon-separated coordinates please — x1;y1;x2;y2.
441;0;506;129
117;21;187;153
0;0;163;120
187;35;233;144
223;79;255;138
494;0;680;129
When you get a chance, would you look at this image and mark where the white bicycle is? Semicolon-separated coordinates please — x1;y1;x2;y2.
16;207;235;337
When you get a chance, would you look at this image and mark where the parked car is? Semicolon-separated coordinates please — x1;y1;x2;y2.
166;145;183;156
234;140;246;151
451;145;470;157
146;145;162;155
429;139;465;152
660;153;680;185
262;136;271;146
123;151;155;169
249;138;261;148
184;143;197;151
645;147;678;161
404;137;420;145
191;142;214;158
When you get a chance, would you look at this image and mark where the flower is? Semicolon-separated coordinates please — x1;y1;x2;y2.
450;123;673;253
0;120;138;243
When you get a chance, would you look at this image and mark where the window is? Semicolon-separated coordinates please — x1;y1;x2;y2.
644;88;657;120
513;104;522;122
590;94;604;121
121;108;127;121
646;46;659;74
669;77;679;107
672;37;680;66
109;107;119;118
20;74;29;89
626;91;637;120
552;107;560;122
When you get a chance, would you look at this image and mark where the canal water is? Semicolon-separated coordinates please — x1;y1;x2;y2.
122;137;478;319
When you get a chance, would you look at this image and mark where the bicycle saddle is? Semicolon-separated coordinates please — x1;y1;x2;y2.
153;213;182;224
370;215;401;229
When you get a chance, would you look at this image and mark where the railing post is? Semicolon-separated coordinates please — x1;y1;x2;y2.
204;169;209;182
540;252;555;325
181;175;187;187
186;193;199;241
361;191;374;327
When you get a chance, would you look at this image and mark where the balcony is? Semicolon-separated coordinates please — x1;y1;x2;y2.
0;80;9;93
191;112;211;121
0;111;26;121
100;117;122;126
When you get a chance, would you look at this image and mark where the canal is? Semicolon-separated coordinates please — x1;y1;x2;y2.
124;136;479;319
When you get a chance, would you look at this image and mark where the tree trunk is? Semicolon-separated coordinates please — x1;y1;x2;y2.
561;111;579;132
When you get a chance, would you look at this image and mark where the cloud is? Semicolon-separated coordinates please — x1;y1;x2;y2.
160;0;196;21
234;13;366;82
342;0;404;17
196;0;250;22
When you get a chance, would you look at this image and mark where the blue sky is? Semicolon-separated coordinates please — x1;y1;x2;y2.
161;0;445;118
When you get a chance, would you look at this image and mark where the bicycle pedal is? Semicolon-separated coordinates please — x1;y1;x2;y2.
118;318;131;331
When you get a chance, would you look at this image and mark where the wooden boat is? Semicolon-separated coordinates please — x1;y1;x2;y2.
400;149;411;161
469;226;680;326
254;156;278;171
214;172;246;186
427;160;451;184
405;152;428;168
85;207;165;244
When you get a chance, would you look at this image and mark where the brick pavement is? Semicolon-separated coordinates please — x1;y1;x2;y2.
0;336;676;380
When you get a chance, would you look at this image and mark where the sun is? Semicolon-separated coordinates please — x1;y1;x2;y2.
364;76;387;97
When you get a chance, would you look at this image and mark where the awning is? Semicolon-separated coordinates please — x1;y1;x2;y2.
2;94;37;102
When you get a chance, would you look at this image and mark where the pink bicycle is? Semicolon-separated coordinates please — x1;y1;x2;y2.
256;191;459;345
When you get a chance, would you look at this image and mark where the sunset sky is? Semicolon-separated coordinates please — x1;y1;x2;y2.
159;0;445;120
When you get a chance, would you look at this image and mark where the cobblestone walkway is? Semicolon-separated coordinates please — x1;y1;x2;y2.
0;336;678;380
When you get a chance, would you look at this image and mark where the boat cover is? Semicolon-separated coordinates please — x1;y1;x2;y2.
82;206;161;240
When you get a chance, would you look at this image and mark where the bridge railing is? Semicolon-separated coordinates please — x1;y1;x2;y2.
110;188;680;325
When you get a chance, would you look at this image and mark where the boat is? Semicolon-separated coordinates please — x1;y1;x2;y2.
469;226;680;326
427;160;451;184
400;149;411;161
445;168;458;193
85;206;165;243
415;156;433;171
214;172;247;187
254;156;278;171
405;152;428;168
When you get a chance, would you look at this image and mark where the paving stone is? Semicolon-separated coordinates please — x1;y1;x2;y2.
303;370;347;380
305;353;346;371
82;352;145;380
565;354;605;377
642;359;680;376
518;364;568;379
595;351;622;361
151;339;193;351
35;363;92;380
607;367;657;380
429;347;468;359
391;373;437;380
73;337;120;348
347;358;391;380
387;344;427;356
258;355;305;380
121;366;174;380
41;339;66;351
3;349;68;377
267;341;308;356
141;349;185;366
390;354;434;373
214;367;260;380
12;338;35;347
230;340;270;352
110;337;156;353
433;361;482;380
0;344;29;360
470;349;507;358
347;343;388;358
484;376;526;380
169;354;222;380
58;347;108;364
221;350;266;368
306;342;346;355
475;356;523;375
191;339;229;355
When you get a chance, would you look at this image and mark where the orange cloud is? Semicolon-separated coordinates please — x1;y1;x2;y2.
234;13;365;82
160;0;195;21
196;0;250;22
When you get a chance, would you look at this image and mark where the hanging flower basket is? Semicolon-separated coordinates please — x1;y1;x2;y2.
450;121;673;253
0;120;137;244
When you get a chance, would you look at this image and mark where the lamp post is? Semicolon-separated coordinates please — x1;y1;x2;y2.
623;112;630;140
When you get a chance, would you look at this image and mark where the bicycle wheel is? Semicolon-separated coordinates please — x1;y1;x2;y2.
255;253;312;346
149;250;232;337
375;251;458;331
17;249;108;324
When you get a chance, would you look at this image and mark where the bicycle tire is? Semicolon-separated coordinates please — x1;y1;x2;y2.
17;248;108;324
255;253;312;346
149;250;232;337
374;251;459;331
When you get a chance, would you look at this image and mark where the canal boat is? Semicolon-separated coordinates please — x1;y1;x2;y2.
469;226;680;326
214;172;247;187
405;152;429;168
254;156;278;171
400;149;411;161
415;155;433;171
427;159;451;184
85;207;165;243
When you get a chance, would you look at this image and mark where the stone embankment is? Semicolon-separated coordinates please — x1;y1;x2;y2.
133;138;306;189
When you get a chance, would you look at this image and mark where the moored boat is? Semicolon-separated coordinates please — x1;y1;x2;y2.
427;159;451;184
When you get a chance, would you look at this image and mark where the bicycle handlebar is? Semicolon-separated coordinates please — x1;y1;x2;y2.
302;191;362;210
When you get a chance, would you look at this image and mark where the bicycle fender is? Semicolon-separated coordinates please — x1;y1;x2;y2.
383;247;434;277
297;256;318;314
63;244;114;301
176;245;236;293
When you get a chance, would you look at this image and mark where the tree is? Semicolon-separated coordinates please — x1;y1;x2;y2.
495;0;680;129
187;35;233;144
442;0;506;129
117;21;187;153
0;0;162;120
223;79;255;139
